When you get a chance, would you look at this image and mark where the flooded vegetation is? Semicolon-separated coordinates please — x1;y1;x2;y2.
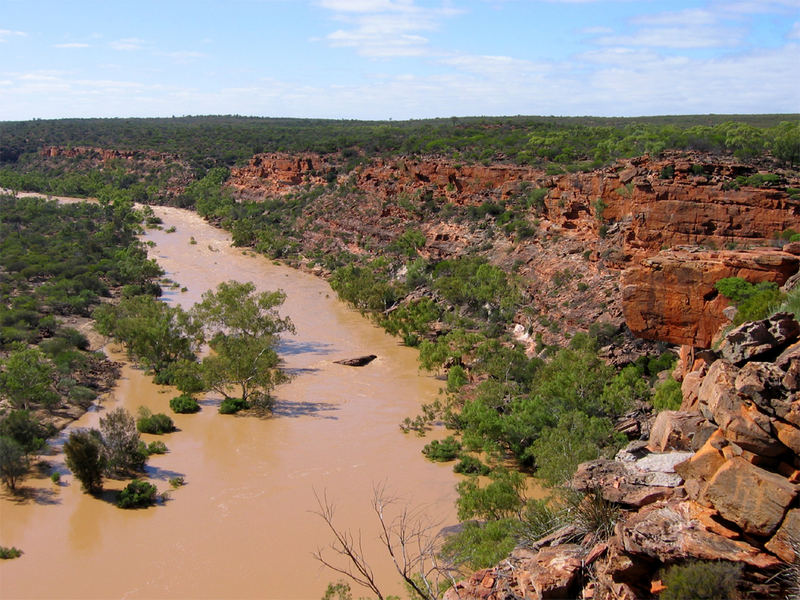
1;204;458;599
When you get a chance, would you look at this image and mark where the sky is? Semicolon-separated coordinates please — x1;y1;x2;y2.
1;0;799;121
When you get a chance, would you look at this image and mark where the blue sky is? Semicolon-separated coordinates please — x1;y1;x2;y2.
1;0;798;120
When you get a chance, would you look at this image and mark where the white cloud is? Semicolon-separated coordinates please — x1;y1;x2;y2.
0;29;26;42
110;37;146;51
597;25;740;48
318;0;460;57
53;42;90;48
632;8;717;26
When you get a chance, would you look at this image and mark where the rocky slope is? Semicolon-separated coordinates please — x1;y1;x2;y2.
446;312;800;600
227;150;799;352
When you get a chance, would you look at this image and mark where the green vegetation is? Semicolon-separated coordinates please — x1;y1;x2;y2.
421;436;462;462
653;378;683;412
117;479;158;509
715;277;784;325
0;436;28;490
99;407;147;475
660;560;743;600
192;281;295;413
136;407;175;434
1;115;797;175
0;546;23;559
63;429;105;494
169;393;200;414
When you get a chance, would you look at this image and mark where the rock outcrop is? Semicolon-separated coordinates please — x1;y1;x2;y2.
621;248;799;347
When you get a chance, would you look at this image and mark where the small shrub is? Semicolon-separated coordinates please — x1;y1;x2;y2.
0;546;22;559
117;479;157;509
567;488;620;542
653;377;683;412
136;407;175;434
50;471;60;483
453;454;490;475
219;397;248;414
169;476;185;488
659;165;675;179
422;436;462;462
660;560;743;600
169;394;200;414
146;441;167;455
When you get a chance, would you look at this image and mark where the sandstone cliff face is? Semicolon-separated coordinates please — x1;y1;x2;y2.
621;247;800;347
225;150;799;352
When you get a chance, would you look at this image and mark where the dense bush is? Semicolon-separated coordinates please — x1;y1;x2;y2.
453;454;490;475
660;560;742;600
421;436;462;462
0;546;23;559
715;277;784;325
219;397;248;414
169;394;201;414
653;378;683;412
117;479;158;509
136;407;175;434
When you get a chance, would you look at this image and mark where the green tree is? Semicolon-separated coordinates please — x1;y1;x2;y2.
0;436;28;490
93;295;201;377
531;410;624;487
192;281;295;412
0;346;58;410
456;468;526;521
99;407;146;475
0;410;50;454
64;429;105;493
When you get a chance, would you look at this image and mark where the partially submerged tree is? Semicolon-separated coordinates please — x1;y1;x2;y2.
98;407;146;475
192;281;295;413
64;429;105;494
0;436;28;491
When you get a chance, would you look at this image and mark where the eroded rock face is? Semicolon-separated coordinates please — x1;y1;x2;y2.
621;249;798;348
701;457;798;537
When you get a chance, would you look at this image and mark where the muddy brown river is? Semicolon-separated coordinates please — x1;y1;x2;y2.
0;205;460;599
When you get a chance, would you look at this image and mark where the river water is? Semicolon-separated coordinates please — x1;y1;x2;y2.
0;205;459;599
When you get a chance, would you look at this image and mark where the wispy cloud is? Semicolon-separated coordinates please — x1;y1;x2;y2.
319;0;460;57
110;37;146;51
54;42;90;49
789;21;800;38
0;29;26;42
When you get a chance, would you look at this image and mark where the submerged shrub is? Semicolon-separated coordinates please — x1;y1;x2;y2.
146;441;168;455
136;407;175;434
0;546;23;559
117;479;158;509
219;397;248;414
169;394;200;414
453;454;490;475
422;436;462;462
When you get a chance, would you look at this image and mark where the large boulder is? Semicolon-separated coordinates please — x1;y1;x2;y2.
648;410;706;451
765;508;800;562
512;545;585;600
617;500;782;569
701;457;798;537
718;313;800;365
572;452;692;508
